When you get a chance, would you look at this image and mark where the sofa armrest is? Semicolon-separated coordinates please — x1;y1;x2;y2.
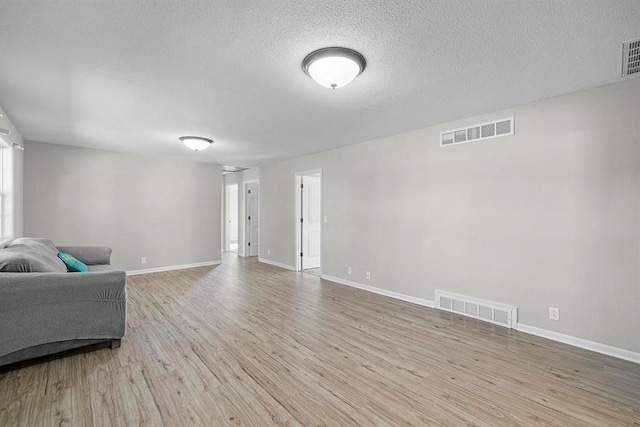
0;270;126;305
0;270;127;358
55;246;112;265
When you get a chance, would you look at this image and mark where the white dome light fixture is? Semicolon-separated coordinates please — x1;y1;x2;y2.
179;136;213;151
302;47;366;90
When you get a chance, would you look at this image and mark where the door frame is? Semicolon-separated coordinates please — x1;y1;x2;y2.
244;179;260;257
294;169;323;272
224;182;238;252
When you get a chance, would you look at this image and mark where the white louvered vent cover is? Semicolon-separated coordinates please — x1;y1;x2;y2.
440;117;514;148
434;290;518;329
622;38;640;77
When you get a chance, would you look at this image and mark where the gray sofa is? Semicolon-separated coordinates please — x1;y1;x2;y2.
0;237;127;367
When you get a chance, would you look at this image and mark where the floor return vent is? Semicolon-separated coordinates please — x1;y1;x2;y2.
435;290;518;329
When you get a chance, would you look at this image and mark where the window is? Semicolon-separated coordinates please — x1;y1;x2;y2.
0;146;4;238
0;146;14;241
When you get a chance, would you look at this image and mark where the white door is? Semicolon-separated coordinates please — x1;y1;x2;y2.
302;175;321;269
246;182;260;256
225;184;238;251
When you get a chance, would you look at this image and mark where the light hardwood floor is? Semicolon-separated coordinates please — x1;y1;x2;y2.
1;254;639;426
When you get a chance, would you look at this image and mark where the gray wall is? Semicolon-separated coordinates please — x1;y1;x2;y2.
259;78;640;353
24;142;221;271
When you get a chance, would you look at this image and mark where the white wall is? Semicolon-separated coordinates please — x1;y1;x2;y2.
223;168;259;256
258;78;640;354
24;142;222;271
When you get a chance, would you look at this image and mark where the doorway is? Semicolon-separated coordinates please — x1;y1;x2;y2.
245;181;260;257
224;183;239;252
295;170;322;273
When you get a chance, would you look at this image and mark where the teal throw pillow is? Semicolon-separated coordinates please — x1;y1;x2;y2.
57;252;89;273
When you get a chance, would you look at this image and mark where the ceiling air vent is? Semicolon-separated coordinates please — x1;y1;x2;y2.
440;117;514;148
222;165;248;175
622;38;640;77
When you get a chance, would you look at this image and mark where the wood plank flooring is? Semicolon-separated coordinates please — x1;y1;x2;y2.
1;253;639;426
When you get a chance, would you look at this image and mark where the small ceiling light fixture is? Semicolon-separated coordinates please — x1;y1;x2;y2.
302;47;366;90
179;136;213;151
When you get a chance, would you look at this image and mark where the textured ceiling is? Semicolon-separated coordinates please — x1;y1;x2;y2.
0;1;638;166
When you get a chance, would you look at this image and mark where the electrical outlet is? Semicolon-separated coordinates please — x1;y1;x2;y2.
324;216;328;223
549;307;560;321
267;249;271;256
141;257;147;265
365;271;371;280
347;266;352;275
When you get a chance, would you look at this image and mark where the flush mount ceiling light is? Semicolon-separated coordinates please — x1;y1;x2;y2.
302;47;366;90
179;136;213;151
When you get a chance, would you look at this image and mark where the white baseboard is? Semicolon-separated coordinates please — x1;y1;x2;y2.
127;260;221;276
258;258;296;271
321;275;639;364
516;323;640;364
321;274;435;308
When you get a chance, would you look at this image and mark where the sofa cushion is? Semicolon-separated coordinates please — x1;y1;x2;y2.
87;264;116;272
0;248;66;272
57;252;89;273
0;238;67;273
10;238;60;257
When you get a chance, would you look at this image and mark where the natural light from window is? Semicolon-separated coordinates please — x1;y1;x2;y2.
0;146;15;241
0;147;4;239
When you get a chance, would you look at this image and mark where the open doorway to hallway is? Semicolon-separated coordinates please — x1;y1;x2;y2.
224;183;239;253
295;170;322;275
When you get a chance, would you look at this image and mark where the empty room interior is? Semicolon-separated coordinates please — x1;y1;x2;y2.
1;1;640;426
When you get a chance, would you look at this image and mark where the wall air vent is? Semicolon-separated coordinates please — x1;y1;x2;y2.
440;117;514;148
435;290;518;329
622;38;640;77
